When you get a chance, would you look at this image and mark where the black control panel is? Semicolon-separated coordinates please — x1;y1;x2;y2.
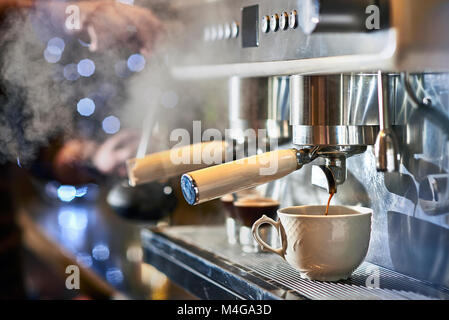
241;5;259;48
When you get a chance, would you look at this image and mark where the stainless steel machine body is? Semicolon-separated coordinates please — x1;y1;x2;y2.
290;74;380;147
229;76;291;142
168;0;449;290
170;0;449;77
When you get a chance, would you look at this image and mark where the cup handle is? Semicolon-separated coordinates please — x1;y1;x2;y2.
251;215;286;258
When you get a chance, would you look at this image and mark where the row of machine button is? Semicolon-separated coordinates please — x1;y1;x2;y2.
204;22;239;42
261;10;298;33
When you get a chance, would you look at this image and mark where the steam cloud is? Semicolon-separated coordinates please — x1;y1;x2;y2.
0;0;228;168
0;5;129;165
0;9;73;164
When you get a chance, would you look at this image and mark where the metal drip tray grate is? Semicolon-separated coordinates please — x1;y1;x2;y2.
142;226;449;300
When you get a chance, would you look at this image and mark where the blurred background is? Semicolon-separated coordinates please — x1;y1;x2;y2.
0;0;227;300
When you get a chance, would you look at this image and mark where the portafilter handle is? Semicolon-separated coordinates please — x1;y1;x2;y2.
181;148;316;205
127;141;228;186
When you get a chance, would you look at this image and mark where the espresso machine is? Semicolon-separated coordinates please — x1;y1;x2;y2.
141;0;449;299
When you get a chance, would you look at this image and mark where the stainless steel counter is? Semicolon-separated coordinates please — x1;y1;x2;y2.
142;226;449;300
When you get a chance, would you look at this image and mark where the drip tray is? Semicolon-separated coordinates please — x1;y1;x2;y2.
141;226;449;300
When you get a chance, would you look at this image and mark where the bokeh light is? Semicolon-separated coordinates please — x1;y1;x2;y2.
47;37;65;55
106;268;124;285
44;37;65;63
163;186;173;195
58;208;88;230
127;53;146;72
92;244;110;261
57;185;77;202
77;59;96;77
77;98;96;116
102;116;121;134
44;49;61;63
126;246;143;263
75;186;89;198
63;63;80;81
160;91;179;109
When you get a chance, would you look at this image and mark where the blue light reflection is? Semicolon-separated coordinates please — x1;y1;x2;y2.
58;208;88;230
77;59;96;77
57;185;77;202
77;98;95;117
106;268;124;285
102;116;120;135
127;54;146;72
92;244;110;261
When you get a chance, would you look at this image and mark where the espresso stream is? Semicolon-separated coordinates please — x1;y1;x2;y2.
325;192;335;216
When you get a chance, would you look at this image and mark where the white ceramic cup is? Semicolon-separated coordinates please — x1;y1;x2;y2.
252;205;372;282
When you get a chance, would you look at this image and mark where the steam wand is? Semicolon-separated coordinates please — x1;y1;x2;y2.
375;70;400;172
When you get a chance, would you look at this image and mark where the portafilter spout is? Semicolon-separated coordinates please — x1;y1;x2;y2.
311;146;366;194
312;165;337;195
